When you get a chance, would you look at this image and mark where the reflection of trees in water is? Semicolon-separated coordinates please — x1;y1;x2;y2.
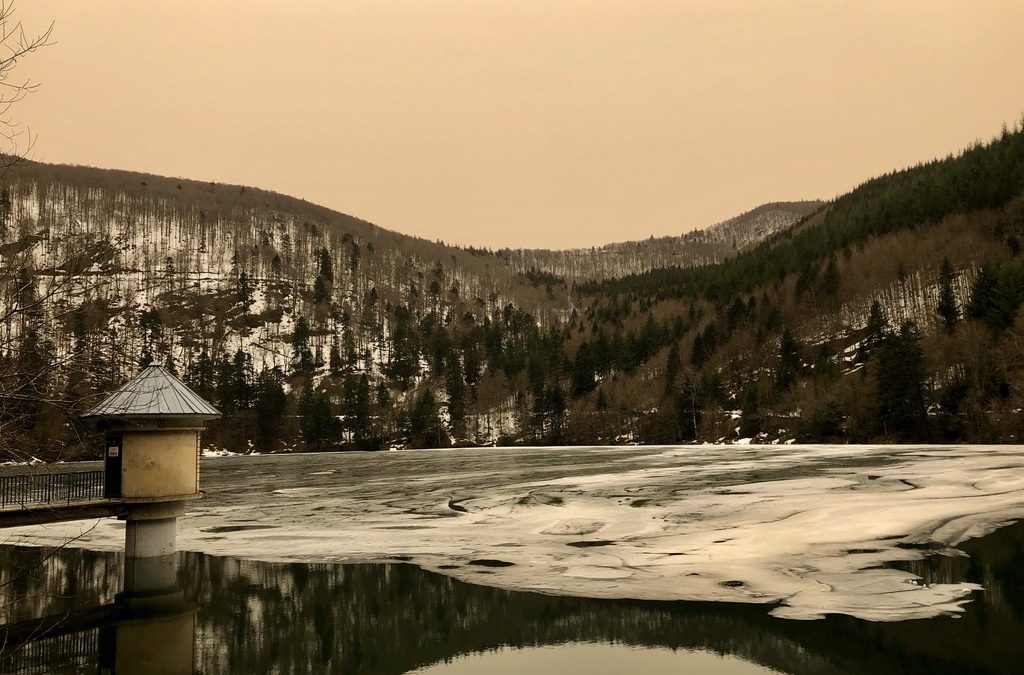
0;546;120;623
3;523;1024;674
189;556;829;675
187;524;1024;675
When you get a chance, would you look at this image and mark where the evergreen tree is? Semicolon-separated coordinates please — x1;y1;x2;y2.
527;353;546;398
317;247;334;284
726;297;747;330
361;287;379;328
188;351;217;400
795;265;818;302
691;324;718;368
570;342;596;397
376;382;392;409
238;271;254;309
354;374;371;443
445;355;467;437
349;240;361;275
138;308;162;355
163;352;178;376
313;276;330;306
343;374;372;447
690;332;705;368
936;257;958;330
11;326;49;434
664;341;681;396
231;349;253;409
775;328;801;390
386;305;420;388
547;385;567;442
874;321;928;439
461;333;482;394
821;257;840;297
531;385;567;443
292;316;314;373
254;367;287;451
410;389;441;447
739;385;761;437
299;383;337;452
328;337;343;375
862;300;888;355
0;187;11;235
213;351;251;414
340;315;358;371
966;264;1020;335
675;377;701;441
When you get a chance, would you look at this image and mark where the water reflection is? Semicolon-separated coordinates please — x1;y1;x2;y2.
1;521;1023;674
0;555;195;674
409;644;780;674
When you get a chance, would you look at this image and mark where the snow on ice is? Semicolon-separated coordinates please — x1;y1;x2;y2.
7;444;1024;622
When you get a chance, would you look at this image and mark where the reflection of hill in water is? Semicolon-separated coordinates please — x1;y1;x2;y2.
3;522;1024;674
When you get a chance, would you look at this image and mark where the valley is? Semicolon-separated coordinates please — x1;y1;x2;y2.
2;123;1024;457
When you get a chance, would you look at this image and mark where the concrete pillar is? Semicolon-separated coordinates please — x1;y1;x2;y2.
123;552;178;594
123;518;178;594
125;517;177;559
121;502;186;594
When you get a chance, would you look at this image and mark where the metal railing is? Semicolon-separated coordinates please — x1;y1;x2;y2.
0;470;106;509
1;627;99;674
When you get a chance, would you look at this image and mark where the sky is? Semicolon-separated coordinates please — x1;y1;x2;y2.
14;1;1024;249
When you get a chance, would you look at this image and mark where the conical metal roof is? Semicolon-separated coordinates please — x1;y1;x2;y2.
83;362;221;420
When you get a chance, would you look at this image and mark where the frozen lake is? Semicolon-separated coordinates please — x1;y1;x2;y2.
5;524;1023;674
7;444;1024;622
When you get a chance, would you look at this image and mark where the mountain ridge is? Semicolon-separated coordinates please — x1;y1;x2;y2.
8;158;817;272
3;121;1023;458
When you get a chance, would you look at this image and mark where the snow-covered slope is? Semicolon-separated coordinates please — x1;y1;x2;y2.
494;201;822;281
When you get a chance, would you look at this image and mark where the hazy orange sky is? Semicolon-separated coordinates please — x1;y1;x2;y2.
15;1;1024;248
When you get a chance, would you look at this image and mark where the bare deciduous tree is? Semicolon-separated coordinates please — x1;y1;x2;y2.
0;2;59;462
0;1;52;175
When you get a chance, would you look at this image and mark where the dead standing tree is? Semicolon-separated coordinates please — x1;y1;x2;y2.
0;10;113;662
0;1;53;175
0;226;132;461
0;2;62;463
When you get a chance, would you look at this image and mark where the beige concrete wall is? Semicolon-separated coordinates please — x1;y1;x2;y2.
122;431;198;499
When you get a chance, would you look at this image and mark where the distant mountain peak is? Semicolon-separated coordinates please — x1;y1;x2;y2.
494;200;823;282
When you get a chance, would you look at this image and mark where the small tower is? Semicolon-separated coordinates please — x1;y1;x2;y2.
83;362;219;592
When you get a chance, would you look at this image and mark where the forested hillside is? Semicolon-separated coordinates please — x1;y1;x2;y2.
572;122;1024;444
0;162;574;457
491;201;821;281
3;120;1024;458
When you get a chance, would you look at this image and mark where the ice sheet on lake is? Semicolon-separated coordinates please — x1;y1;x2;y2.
7;444;1024;622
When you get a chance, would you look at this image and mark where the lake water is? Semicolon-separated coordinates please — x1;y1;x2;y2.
2;445;1024;672
1;521;1023;673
